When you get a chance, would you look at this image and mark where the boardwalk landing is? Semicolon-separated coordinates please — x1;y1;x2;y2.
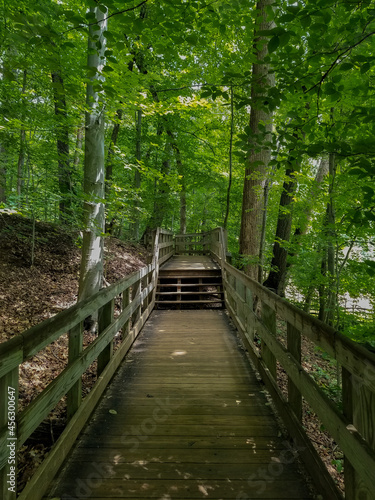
45;310;313;499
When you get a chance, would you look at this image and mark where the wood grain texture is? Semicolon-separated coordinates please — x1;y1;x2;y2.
45;310;313;500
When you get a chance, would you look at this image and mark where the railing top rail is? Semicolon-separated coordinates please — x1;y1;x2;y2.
224;261;375;388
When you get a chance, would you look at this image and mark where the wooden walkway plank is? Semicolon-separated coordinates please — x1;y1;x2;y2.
44;310;314;500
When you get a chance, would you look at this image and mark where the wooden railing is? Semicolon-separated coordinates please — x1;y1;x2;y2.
0;228;174;500
3;226;374;500
204;227;375;500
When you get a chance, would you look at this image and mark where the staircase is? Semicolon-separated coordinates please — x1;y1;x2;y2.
155;256;224;309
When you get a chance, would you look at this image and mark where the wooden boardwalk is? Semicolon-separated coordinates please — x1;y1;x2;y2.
45;310;313;499
161;255;220;272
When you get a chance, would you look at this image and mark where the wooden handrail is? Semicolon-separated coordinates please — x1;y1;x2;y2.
0;228;174;500
221;258;375;500
175;227;375;499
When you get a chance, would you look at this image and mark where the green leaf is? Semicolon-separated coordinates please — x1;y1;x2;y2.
98;4;108;13
340;62;353;71
268;36;280;53
361;62;371;74
109;409;117;415
300;15;311;29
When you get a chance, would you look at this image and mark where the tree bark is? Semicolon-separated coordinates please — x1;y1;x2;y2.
17;70;27;203
224;86;234;230
239;0;275;280
78;6;108;303
105;109;122;235
0;145;6;203
73;125;84;169
150;141;171;229
318;153;336;324
131;109;142;240
51;71;72;223
105;109;122;200
263;162;298;295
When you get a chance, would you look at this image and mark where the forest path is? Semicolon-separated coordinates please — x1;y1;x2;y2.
44;310;313;500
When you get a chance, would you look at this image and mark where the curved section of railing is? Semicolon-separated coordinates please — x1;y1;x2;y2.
0;228;174;500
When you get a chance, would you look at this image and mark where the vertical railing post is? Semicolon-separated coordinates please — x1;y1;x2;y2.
97;299;114;376
131;278;142;328
342;367;375;499
67;322;83;420
122;288;131;339
0;367;19;500
261;303;277;380
342;367;355;500
287;322;302;420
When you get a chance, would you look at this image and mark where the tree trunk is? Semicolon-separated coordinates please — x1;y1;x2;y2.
131;109;142;240
239;0;275;280
224;86;234;230
318;153;336;325
151;142;171;229
0;145;6;203
17;70;27;203
73;125;84;168
325;152;337;325
180;181;187;234
51;71;72;224
105;109;122;199
294;157;329;238
105;109;122;235
78;6;108;303
166;129;186;234
263;162;298;295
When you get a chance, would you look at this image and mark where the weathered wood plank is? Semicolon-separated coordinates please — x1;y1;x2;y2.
17;285;153;446
66;322;83;421
0;336;23;379
17;298;154;500
21;264;154;360
44;310;312;500
224;262;375;393
247;307;375;496
97;299;114;376
287;322;302;421
230;303;343;500
0;367;18;500
46;478;311;498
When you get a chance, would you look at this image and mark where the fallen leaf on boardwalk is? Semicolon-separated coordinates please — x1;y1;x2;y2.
109;409;118;415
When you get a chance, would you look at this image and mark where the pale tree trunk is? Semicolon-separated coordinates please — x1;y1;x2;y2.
17;70;27;202
325;152;337;325
0;145;6;203
224;86;234;230
78;6;107;302
51;70;72;224
318;153;336;324
166;129;186;234
131;109;142;240
180;181;187;234
105;109;122;234
294;157;329;238
73;125;84;169
151;142;171;229
239;0;275;280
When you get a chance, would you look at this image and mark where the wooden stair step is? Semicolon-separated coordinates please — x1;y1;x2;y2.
156;291;223;296
155;299;224;304
159;271;221;279
157;282;222;288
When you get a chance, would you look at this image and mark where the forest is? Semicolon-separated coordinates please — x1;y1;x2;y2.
1;1;375;498
1;0;375;342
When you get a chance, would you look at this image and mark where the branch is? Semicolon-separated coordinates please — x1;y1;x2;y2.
306;30;375;94
180;129;216;155
63;1;149;34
